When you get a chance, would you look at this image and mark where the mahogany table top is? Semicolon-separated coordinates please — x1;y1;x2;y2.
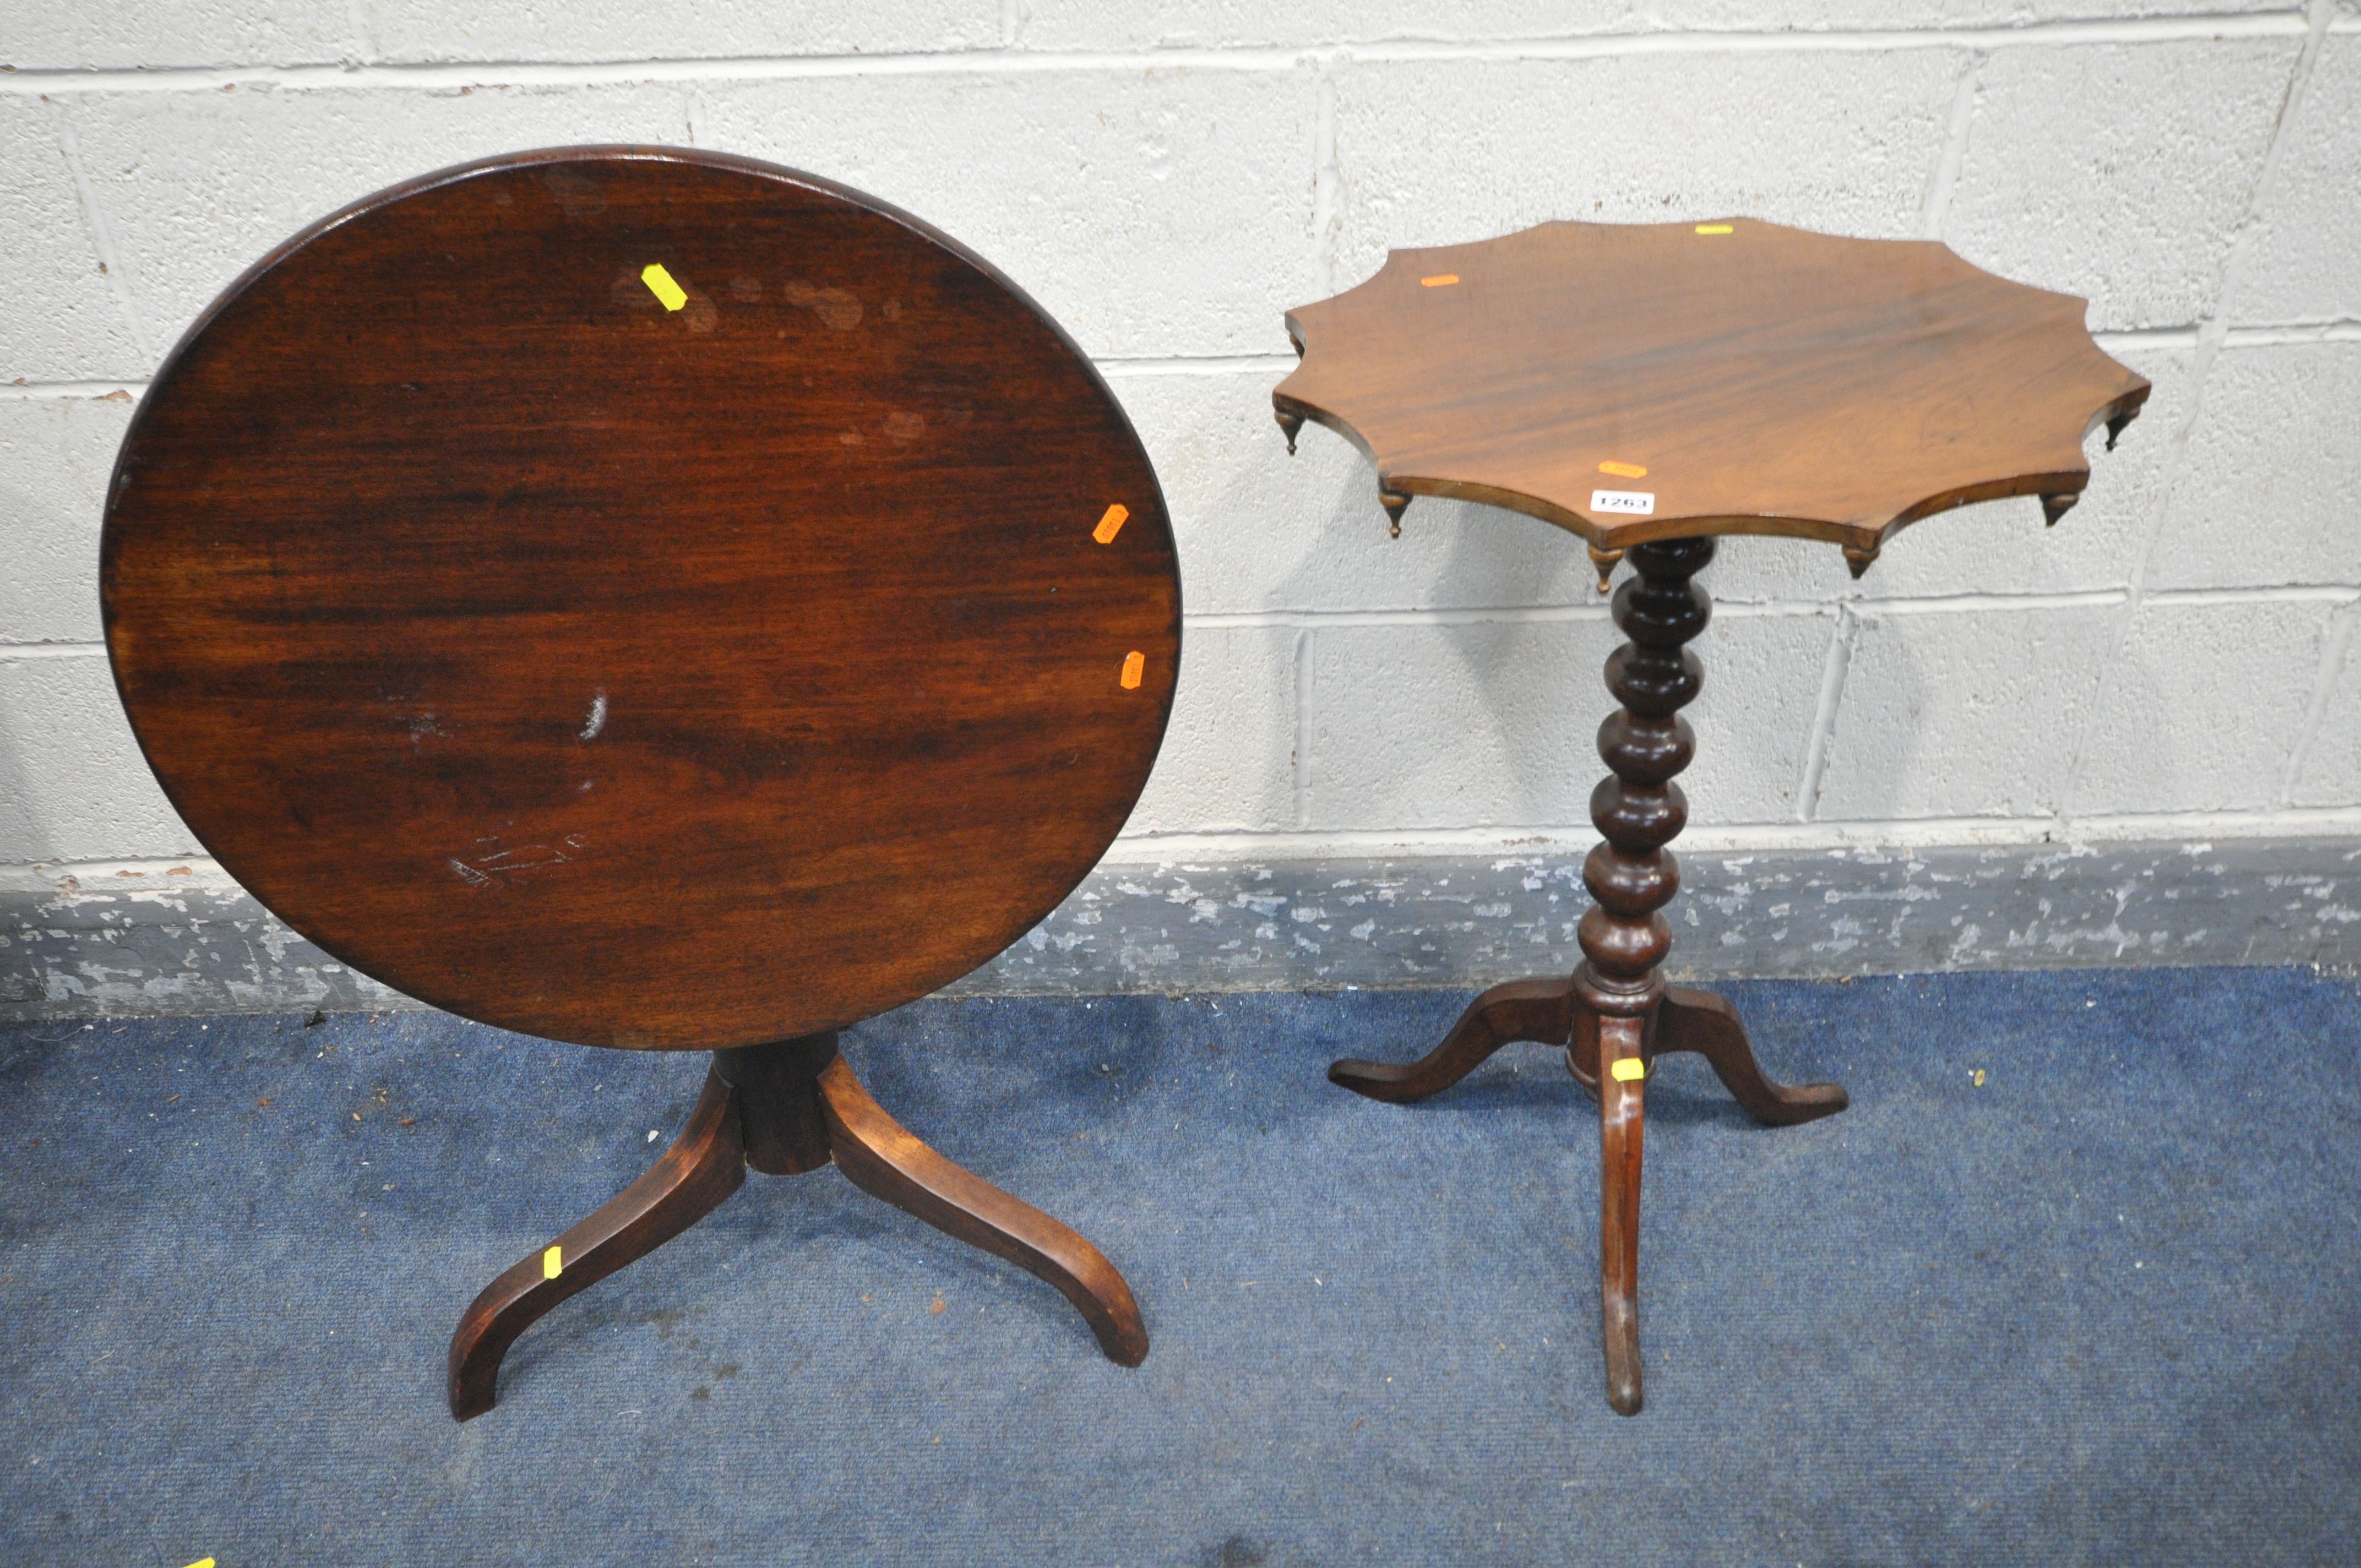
1274;217;2150;558
102;148;1180;1051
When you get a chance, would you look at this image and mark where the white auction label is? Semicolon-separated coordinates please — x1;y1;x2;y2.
1591;489;1655;515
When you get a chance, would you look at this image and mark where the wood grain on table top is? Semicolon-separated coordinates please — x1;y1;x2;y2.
1275;217;2149;554
104;148;1180;1050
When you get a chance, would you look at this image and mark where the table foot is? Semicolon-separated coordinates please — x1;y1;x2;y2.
1653;984;1848;1126
1329;976;1573;1103
447;1037;1146;1420
448;1065;747;1420
819;1058;1149;1368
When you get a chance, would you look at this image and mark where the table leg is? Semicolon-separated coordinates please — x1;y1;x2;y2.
1587;1008;1649;1415
1654;986;1848;1125
819;1058;1149;1366
1329;976;1574;1103
448;1065;747;1420
447;1033;1147;1420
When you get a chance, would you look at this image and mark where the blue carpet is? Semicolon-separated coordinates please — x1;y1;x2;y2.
2;967;2357;1566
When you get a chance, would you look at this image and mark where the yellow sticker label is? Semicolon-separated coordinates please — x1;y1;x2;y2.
641;263;688;312
543;1244;563;1280
1695;224;1734;236
1598;460;1649;479
1420;274;1460;287
1119;651;1145;690
184;1560;217;1568
1093;504;1129;544
1610;1057;1646;1082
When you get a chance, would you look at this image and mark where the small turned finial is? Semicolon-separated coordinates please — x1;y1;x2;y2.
1841;542;1880;580
2105;408;2137;452
1377;487;1411;540
1274;409;1304;456
1587;544;1623;595
2040;492;2078;528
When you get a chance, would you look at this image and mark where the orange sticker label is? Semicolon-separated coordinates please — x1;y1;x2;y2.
1598;460;1649;480
1119;651;1145;689
1421;274;1460;287
1093;504;1129;544
1611;1057;1646;1082
542;1244;563;1280
1694;224;1733;236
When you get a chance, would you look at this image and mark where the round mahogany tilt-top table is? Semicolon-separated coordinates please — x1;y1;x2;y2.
102;147;1180;1419
1274;217;2147;1415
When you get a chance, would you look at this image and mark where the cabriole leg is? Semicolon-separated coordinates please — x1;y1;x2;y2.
1329;976;1574;1104
448;1066;747;1420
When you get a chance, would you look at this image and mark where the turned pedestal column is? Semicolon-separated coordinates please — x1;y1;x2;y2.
1331;538;1847;1414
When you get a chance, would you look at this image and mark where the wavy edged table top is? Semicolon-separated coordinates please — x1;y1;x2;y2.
102;148;1180;1050
1275;218;2150;561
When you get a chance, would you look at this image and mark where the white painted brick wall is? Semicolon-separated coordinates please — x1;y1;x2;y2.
0;394;131;643
0;655;196;862
697;69;1321;358
2147;342;2361;590
6;3;356;70
2291;603;2361;807
1943;39;2298;331
1017;2;2289;51
1814;602;2123;820
2223;35;2361;324
3;3;2357;888
2068;596;2343;813
1309;618;1625;830
1326;50;1962;288
366;4;999;64
0;97;145;381
1683;610;1840;824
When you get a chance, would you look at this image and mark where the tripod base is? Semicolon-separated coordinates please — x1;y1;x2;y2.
1331;977;1845;1415
448;1033;1147;1420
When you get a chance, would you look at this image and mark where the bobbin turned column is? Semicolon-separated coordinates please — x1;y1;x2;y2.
1323;531;1849;1416
1575;536;1710;1415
